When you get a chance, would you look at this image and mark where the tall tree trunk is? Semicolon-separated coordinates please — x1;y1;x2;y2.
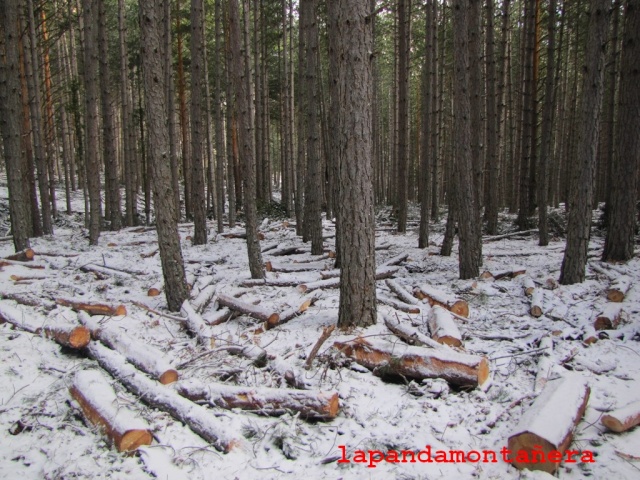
190;0;208;245
302;0;323;255
419;0;433;249
99;0;122;231
560;0;610;284
485;0;500;235
329;0;377;329
82;0;102;245
602;1;639;262
452;0;481;279
165;0;182;218
25;0;53;235
229;0;265;279
0;0;32;251
468;0;483;212
176;0;191;219
214;0;225;233
396;0;410;233
139;0;189;311
537;0;557;246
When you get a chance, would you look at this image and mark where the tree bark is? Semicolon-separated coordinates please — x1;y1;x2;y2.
329;0;377;328
602;1;639;262
560;0;610;284
396;0;410;233
139;0;189;311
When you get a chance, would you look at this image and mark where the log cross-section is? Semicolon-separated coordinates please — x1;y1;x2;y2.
507;374;590;473
70;370;153;452
333;337;489;388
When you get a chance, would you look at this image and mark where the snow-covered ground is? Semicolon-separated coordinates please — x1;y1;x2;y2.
1;180;639;480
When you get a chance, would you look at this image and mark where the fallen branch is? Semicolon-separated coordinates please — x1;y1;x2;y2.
484;229;537;242
300;266;399;293
131;301;186;323
176;379;339;420
305;325;335;369
265;295;319;330
87;342;242;452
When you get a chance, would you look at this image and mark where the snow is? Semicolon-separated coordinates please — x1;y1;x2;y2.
1;183;640;478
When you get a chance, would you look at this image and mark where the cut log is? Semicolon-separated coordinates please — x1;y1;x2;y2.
377;293;421;314
265;261;328;273
33;250;80;258
381;252;409;267
375;243;392;250
80;264;133;279
219;334;267;367
265;295;319;330
530;288;544;318
238;278;305;288
0;258;46;269
267;245;304;256
383;314;447;350
87;342;241;452
594;304;628;330
147;282;163;297
0;301;90;349
79;312;178;384
428;306;463;347
582;325;598;346
180;301;216;347
333;337;489;388
601;401;640;433
269;357;310;389
0;292;55;309
10;273;50;281
385;279;419;305
607;276;632;302
483;267;527;280
221;231;265;240
176;379;339;420
70;370;153;452
522;276;536;296
413;285;469;318
203;307;233;326
534;336;554;393
217;294;279;325
191;284;217;313
56;298;127;317
3;248;35;262
260;241;279;253
300;266;399;293
507;374;590;473
484;229;537;242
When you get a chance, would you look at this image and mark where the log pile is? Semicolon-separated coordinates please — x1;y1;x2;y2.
70;370;153;452
507;374;590;473
333;337;489;388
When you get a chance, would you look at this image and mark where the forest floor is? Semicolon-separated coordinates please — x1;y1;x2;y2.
1;178;640;480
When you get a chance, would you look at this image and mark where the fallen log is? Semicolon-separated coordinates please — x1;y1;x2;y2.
385;279;420;305
413;285;469;318
383;314;446;350
530;288;544;318
333;337;489;388
381;252;409;267
607;276;632;302
269;356;310;389
601;400;640;433
10;273;50;281
594;304;628;330
428;306;463;347
484;229;537;242
522;276;536;296
300;266;399;293
582;325;598;346
3;248;35;262
79;312;178;384
180;301;215;347
147;282;163;297
87;342;241;452
56;298;127;317
217;294;279;325
0;301;90;349
239;278;305;288
218;334;267;367
70;370;153;452
221;231;265;240
265;261;328;273
80;264;133;279
267;245;304;256
176;380;339;420
507;374;590;473
191;284;217;313
203;307;233;326
0;292;55;309
481;267;527;281
265;295;319;330
377;293;421;314
0;258;46;269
